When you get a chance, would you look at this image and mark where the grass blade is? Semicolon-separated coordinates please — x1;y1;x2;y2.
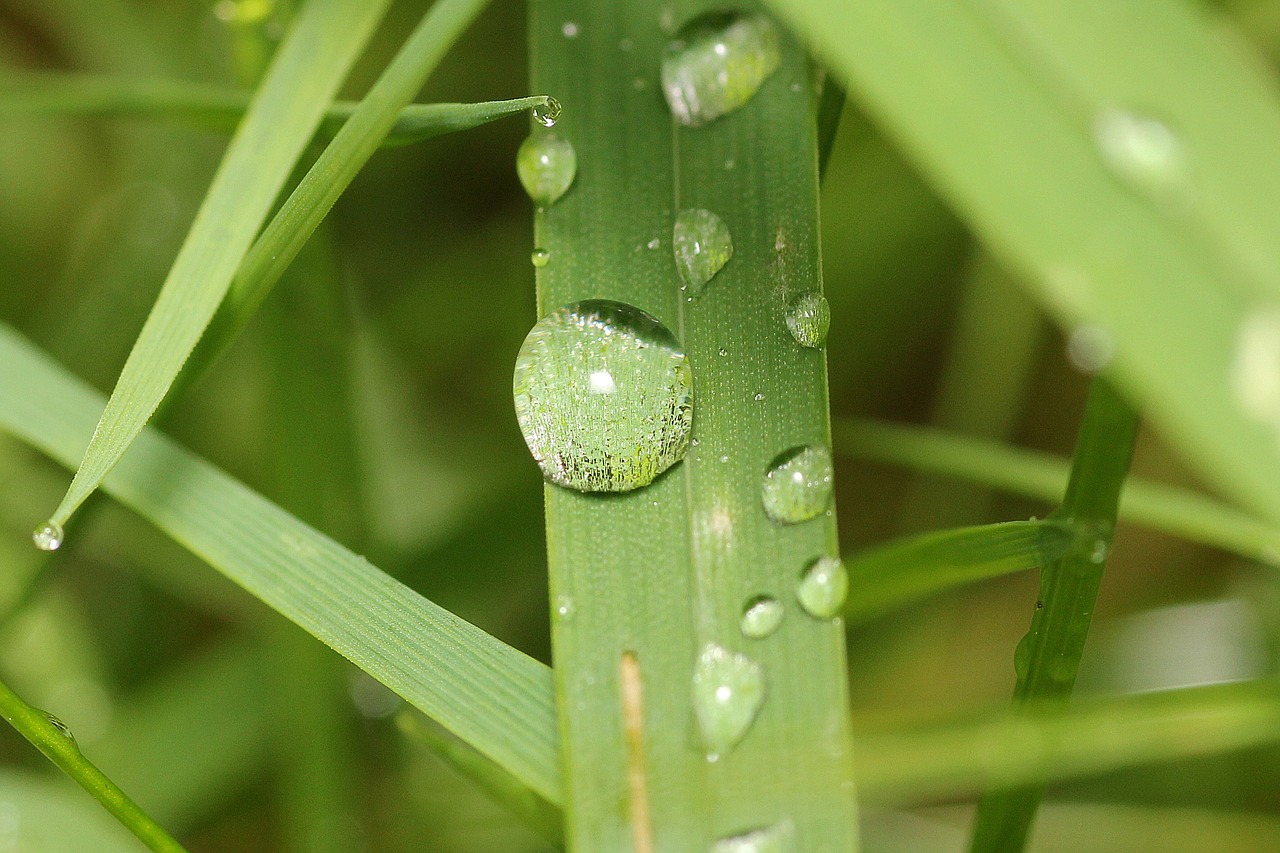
767;0;1280;529
968;379;1140;852
0;323;562;803
43;0;392;533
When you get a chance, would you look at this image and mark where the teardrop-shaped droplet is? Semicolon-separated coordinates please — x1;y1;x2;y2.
44;713;77;747
673;208;733;295
532;96;561;128
712;821;795;853
785;292;830;348
661;13;782;127
513;301;694;492
32;522;63;552
691;643;765;761
516;132;577;207
1093;108;1191;208
740;596;784;639
796;556;847;619
530;248;550;268
761;444;834;524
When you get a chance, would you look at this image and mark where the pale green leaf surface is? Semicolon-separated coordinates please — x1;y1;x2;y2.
46;0;392;529
0;769;151;853
0;324;561;802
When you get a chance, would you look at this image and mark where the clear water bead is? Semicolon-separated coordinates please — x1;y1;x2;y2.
532;97;561;128
784;291;830;348
44;713;76;746
691;643;765;761
740;596;784;639
761;444;834;524
712;821;795;853
516;132;577;207
32;522;63;552
796;556;848;619
1093;108;1191;208
530;248;550;268
673;208;733;295
513;301;693;492
661;13;782;127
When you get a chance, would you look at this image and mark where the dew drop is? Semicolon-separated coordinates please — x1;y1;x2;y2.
761;445;833;524
530;248;550;268
673;208;733;295
718;347;729;357
740;596;784;639
661;13;782;127
32;522;63;552
561;20;580;38
784;291;830;348
1066;323;1114;373
712;821;795;853
691;643;764;761
554;595;576;621
44;713;76;747
753;392;765;402
532;96;561;128
796;556;848;619
1089;539;1109;564
516;133;577;207
1093;108;1191;208
513;301;693;492
647;237;661;250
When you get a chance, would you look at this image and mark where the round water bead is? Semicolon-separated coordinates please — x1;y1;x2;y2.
661;12;782;127
673;208;733;295
785;291;830;348
32;522;63;552
796;556;848;619
760;444;834;524
740;596;784;639
516;132;577;207
513;300;694;492
532;96;561;128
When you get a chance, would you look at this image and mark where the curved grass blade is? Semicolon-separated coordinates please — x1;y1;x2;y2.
0;73;550;147
0;674;186;852
767;0;1280;528
0;323;562;803
833;418;1280;565
42;0;392;534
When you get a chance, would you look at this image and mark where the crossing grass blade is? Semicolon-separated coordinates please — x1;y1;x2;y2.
766;0;1280;528
42;0;392;532
0;322;562;803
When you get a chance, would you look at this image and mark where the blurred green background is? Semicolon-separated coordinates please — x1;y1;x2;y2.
1;0;1279;850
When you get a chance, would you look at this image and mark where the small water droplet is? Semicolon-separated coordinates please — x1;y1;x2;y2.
32;522;63;552
1090;539;1109;564
761;445;834;524
723;158;735;170
691;643;765;761
44;714;76;747
1094;108;1191;208
740;596;784;639
514;301;693;492
712;820;795;853
555;595;576;621
619;37;634;52
785;292;830;348
753;392;765;402
516;133;577;207
718;347;728;357
647;237;661;250
796;556;848;619
1066;323;1114;373
561;20;579;38
661;13;782;127
1231;307;1280;429
1035;599;1044;610
672;208;733;295
532;97;561;128
530;248;550;268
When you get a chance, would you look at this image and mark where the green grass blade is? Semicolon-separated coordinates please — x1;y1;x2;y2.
834;418;1280;565
766;0;1280;528
43;0;392;532
969;379;1140;852
0;72;548;147
845;519;1077;623
529;2;857;848
0;323;562;803
856;680;1280;804
0;673;187;852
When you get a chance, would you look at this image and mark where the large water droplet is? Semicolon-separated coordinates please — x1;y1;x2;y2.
530;248;550;268
1093;108;1191;208
796;556;847;619
784;292;830;348
691;643;765;761
32;522;63;552
516;133;577;207
740;596;784;639
532;97;561;128
760;445;834;524
673;208;733;295
661;13;782;127
513;301;693;492
712;821;795;853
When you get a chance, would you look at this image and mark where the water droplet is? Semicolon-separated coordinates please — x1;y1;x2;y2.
740;596;784;639
784;292;830;348
555;595;576;621
619;37;634;52
712;821;795;853
647;237;661;250
561;20;580;38
761;445;834;524
530;248;550;268
718;347;728;357
1093;108;1191;208
796;556;848;619
691;643;764;761
1066;323;1114;373
1231;307;1280;429
673;208;733;295
32;522;63;552
753;392;765;402
516;133;577;207
44;714;76;747
661;13;782;127
513;301;694;492
532;97;561;128
1090;539;1109;564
